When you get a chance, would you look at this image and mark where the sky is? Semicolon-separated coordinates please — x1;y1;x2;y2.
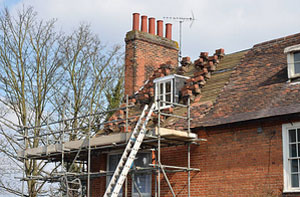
1;0;300;63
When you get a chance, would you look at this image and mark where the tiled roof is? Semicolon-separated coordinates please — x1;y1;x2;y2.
195;33;300;127
102;32;300;133
167;51;247;130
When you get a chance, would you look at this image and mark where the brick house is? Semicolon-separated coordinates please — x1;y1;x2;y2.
89;12;300;196
19;12;300;197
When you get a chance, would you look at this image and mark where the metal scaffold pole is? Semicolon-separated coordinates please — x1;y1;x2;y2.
87;110;92;197
21;158;25;197
21;126;27;197
125;95;129;134
157;99;161;197
152;98;194;197
61;107;65;197
125;95;129;197
188;97;191;197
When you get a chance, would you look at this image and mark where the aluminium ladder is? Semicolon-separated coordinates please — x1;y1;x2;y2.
104;103;155;197
61;176;82;196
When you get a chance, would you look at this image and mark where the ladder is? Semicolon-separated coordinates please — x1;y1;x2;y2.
104;103;155;197
61;176;82;196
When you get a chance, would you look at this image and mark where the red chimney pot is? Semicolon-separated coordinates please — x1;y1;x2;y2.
141;15;148;32
132;13;140;31
157;20;163;37
149;17;155;35
165;23;172;39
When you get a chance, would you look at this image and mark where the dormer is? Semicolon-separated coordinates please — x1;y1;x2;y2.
284;44;300;80
153;74;189;109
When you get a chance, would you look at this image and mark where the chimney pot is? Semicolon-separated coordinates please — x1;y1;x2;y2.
149;17;155;35
157;20;163;37
132;13;140;31
165;23;172;39
141;15;148;32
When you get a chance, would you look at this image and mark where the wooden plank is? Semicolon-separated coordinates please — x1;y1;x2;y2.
155;127;197;139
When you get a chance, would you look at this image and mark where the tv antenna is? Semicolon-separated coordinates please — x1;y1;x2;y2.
164;11;196;61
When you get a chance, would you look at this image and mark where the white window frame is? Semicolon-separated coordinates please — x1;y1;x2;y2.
153;74;189;109
284;44;300;80
282;122;300;193
106;152;152;197
154;75;173;109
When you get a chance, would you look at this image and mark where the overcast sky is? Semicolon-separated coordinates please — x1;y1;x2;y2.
1;0;300;60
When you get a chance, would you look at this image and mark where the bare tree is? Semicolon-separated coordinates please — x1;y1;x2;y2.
0;6;124;196
56;24;123;141
0;6;63;196
52;24;124;180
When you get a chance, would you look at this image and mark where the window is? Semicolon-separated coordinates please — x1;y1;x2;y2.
294;52;300;74
154;74;189;109
282;122;300;192
284;44;300;80
107;152;151;196
132;153;151;197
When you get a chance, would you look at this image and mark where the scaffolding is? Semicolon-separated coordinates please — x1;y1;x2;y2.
18;96;204;197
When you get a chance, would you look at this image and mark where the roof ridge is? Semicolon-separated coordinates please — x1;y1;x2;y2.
253;32;300;48
225;49;250;55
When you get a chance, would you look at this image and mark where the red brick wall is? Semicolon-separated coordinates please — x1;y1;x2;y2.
124;30;178;96
159;118;300;196
91;154;106;197
90;118;300;196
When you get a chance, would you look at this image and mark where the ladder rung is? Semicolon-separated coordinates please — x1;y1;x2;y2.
69;188;80;191
104;104;155;197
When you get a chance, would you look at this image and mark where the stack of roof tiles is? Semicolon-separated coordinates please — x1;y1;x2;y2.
179;49;225;103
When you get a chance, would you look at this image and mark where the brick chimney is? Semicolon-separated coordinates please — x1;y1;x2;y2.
125;13;179;96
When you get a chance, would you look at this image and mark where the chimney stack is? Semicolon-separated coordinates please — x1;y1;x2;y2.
125;13;178;96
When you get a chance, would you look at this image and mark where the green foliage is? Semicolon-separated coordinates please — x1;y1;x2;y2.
105;68;124;119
